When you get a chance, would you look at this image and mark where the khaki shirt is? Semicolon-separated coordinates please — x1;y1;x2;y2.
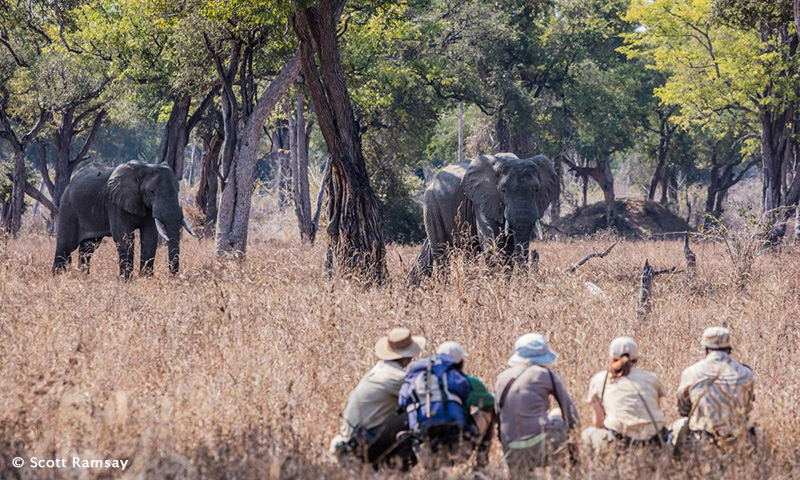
340;360;406;437
676;351;754;438
586;367;666;440
495;364;579;446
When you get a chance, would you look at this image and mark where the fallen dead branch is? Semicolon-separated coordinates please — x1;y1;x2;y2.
567;242;617;274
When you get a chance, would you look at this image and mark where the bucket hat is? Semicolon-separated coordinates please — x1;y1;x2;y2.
508;333;557;366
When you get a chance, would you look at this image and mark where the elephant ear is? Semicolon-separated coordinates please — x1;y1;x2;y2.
107;162;146;217
464;155;504;225
531;155;559;217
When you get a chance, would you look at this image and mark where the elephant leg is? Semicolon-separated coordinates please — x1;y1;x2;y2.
53;211;78;275
116;232;136;279
78;238;102;274
139;224;158;276
53;240;75;274
407;239;433;285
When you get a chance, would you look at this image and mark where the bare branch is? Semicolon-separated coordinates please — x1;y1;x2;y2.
567;242;617;274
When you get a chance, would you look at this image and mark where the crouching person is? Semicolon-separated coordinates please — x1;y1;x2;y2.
582;337;667;454
329;328;426;470
436;341;496;468
398;344;472;469
495;334;579;474
671;327;755;453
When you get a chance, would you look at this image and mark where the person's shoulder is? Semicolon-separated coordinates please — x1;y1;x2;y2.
730;359;754;380
632;366;660;382
590;370;607;383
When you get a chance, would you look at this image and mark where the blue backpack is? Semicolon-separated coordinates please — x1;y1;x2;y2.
399;354;472;432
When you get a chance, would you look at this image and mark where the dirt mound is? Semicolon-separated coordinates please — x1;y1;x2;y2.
552;197;690;238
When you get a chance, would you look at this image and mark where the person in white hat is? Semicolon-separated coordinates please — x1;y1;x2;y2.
494;333;579;471
436;341;495;467
671;327;755;449
330;328;425;468
581;337;667;453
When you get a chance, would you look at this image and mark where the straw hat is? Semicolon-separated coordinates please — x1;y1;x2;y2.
508;333;558;366
437;341;467;363
609;336;639;360
702;327;731;349
375;328;426;360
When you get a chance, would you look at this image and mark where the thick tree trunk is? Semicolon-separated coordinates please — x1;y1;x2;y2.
8;146;25;236
289;90;315;242
156;93;191;178
293;1;387;282
196;132;221;238
215;53;301;256
50;108;105;208
156;88;219;180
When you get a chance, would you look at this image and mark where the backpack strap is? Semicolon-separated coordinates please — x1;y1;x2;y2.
497;364;531;444
600;371;609;402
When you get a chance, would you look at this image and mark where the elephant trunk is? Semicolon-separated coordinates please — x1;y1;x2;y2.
153;199;182;275
505;203;537;268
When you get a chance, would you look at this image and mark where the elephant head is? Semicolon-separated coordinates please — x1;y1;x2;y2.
107;161;194;274
463;153;558;265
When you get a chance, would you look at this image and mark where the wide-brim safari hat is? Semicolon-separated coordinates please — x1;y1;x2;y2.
508;333;557;366
375;328;426;360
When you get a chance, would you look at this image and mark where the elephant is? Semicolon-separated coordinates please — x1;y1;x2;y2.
409;153;558;280
52;160;195;277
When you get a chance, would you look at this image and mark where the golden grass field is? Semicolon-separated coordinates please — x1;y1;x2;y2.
1;233;799;479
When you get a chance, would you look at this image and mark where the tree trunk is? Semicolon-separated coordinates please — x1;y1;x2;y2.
50;108;105;209
271;127;293;209
156;93;191;178
8;146;26;236
599;158;615;228
290;90;315;242
196;132;222;238
551;154;562;221
761;109;794;242
214;53;301;256
188;143;199;185
458;101;464;162
293;1;387;282
156;88;219;180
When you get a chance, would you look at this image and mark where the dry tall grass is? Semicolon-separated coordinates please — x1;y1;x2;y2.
1;234;799;479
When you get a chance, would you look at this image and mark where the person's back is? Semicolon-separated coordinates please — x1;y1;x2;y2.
342;360;407;434
494;334;578;473
496;365;577;444
678;350;753;438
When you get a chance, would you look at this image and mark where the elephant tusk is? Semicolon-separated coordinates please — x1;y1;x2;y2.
155;218;170;242
536;220;543;240
182;218;197;237
504;219;511;237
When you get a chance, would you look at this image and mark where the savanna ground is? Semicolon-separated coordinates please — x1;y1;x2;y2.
1;231;799;479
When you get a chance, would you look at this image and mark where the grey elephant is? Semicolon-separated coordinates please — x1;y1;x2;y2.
409;153;558;280
53;160;195;277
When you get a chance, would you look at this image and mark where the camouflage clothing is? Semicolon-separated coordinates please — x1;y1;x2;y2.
676;350;754;438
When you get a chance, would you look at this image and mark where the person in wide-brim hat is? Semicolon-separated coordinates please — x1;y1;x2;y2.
496;333;579;471
330;327;425;469
508;332;558;366
375;327;426;360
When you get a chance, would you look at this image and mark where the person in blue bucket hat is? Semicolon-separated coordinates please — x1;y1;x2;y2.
494;333;579;473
